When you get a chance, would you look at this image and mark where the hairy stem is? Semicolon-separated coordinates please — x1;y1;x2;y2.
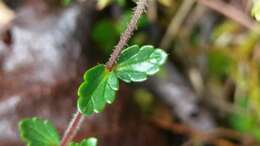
106;0;148;69
60;0;148;145
60;111;84;146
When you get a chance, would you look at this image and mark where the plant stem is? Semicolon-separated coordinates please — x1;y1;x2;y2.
106;0;148;70
60;0;148;145
60;111;84;146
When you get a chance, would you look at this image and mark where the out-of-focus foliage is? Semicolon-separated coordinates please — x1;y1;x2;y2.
229;97;260;140
208;50;234;78
19;118;98;146
63;0;72;6
69;138;98;146
133;88;155;114
252;0;260;21
91;19;118;54
91;11;148;54
114;0;126;6
19;118;60;146
97;0;126;10
97;0;111;10
209;20;260;140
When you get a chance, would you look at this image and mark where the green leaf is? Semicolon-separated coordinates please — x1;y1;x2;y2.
19;118;60;146
115;45;167;83
252;0;260;21
69;137;98;146
77;64;119;115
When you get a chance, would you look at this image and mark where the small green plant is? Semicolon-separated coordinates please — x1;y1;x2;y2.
18;0;167;146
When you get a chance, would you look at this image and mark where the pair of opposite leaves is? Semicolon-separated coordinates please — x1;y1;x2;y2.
19;45;167;146
78;45;167;115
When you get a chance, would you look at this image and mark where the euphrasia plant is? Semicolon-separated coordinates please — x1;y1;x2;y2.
18;0;167;146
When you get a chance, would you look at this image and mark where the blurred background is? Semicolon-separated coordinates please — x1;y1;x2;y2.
1;0;260;145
